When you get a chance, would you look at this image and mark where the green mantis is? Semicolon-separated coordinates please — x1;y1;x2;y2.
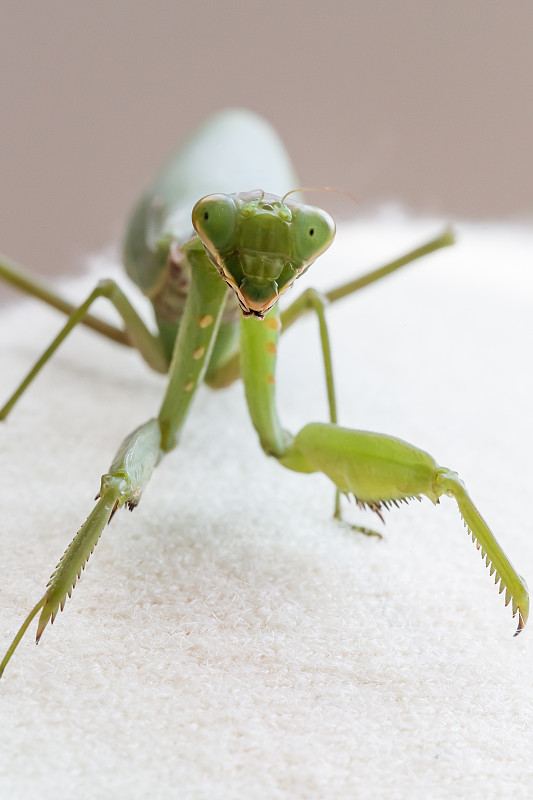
0;109;528;677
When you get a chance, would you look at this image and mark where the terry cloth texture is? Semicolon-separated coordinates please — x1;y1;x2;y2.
1;211;532;799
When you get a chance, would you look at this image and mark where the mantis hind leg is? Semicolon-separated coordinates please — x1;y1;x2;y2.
282;227;454;332
1;278;168;419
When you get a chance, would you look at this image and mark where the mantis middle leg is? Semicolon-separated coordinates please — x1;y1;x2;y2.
0;253;130;345
0;278;168;419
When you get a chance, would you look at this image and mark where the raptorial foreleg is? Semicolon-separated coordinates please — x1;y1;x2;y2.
239;309;528;634
280;422;529;633
0;418;162;677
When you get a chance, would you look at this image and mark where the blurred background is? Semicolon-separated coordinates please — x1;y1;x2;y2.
0;0;532;301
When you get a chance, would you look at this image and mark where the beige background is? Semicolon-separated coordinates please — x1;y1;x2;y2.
0;0;532;298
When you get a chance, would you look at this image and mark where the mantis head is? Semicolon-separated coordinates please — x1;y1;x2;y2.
192;191;335;318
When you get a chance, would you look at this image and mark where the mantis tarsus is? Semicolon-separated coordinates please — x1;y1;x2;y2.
0;108;528;677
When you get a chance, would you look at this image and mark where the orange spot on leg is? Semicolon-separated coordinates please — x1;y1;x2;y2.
265;341;277;356
266;374;276;386
184;381;194;391
265;317;280;331
198;314;213;328
193;346;205;360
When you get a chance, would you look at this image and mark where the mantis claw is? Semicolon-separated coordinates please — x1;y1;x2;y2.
0;419;162;677
514;613;526;636
284;423;529;634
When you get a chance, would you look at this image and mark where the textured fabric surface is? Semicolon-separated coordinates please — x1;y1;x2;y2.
1;213;532;798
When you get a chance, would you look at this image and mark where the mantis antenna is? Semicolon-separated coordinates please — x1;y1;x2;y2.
281;186;359;205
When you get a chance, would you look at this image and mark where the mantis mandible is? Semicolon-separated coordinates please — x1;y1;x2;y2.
0;109;528;677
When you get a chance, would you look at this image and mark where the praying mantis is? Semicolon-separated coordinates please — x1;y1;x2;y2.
0;108;528;677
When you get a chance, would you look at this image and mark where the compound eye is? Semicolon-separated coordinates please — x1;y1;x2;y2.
192;194;237;253
291;206;336;263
